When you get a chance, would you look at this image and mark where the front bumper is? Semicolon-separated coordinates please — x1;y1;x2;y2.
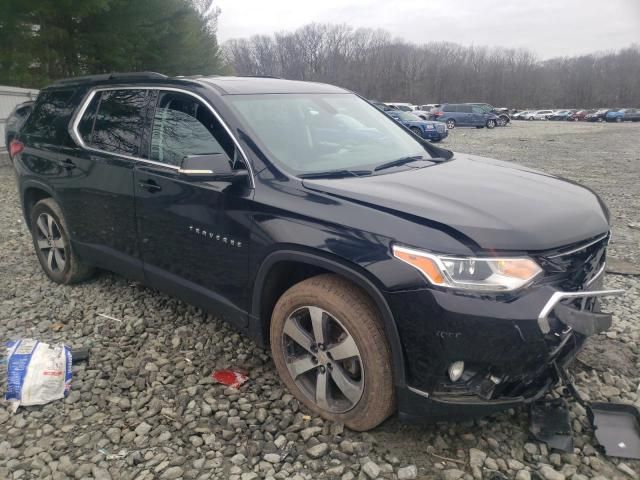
388;271;623;421
422;126;448;141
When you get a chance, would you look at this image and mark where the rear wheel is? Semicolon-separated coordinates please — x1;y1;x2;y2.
445;119;456;129
615;117;622;123
30;198;94;284
486;119;497;129
270;274;394;431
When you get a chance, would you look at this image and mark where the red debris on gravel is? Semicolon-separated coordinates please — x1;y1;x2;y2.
211;369;249;388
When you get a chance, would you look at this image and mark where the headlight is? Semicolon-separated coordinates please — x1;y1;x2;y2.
392;245;542;292
425;124;435;129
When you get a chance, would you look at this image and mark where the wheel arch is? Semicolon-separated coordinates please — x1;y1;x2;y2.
21;181;56;227
251;248;406;387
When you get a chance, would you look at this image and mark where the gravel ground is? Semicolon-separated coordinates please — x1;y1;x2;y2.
1;121;639;480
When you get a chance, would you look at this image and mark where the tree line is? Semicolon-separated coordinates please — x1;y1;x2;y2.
223;23;640;108
0;0;225;88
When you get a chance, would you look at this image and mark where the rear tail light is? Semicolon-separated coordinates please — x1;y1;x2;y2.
434;111;444;117
9;140;24;158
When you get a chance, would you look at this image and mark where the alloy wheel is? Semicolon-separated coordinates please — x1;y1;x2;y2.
446;119;455;129
35;213;66;272
282;306;364;413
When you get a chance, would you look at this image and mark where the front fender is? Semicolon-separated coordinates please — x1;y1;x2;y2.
251;247;407;387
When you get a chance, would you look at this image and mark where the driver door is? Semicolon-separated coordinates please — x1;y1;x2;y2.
134;90;254;328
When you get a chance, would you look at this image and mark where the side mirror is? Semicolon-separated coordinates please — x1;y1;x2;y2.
178;154;248;183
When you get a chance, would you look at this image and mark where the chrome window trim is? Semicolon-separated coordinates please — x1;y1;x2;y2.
546;232;609;259
69;85;255;187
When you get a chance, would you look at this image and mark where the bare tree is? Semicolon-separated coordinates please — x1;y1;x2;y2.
223;24;640;108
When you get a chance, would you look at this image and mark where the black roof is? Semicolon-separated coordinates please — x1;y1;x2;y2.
196;76;349;95
48;72;349;95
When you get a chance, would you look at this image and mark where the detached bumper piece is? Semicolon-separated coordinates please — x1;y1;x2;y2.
530;398;573;452
589;403;640;459
530;363;640;460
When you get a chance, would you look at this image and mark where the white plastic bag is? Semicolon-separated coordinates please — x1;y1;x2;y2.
5;339;72;411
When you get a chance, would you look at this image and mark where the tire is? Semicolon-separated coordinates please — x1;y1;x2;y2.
410;126;422;137
445;119;455;129
30;198;94;284
497;116;507;127
597;117;603;122
270;274;394;431
528;116;534;121
430;139;442;143
486;119;496;129
615;117;622;123
475;126;484;129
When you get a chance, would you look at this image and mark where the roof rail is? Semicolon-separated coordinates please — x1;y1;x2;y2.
51;71;167;86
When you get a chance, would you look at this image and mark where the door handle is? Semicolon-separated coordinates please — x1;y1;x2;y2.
138;180;162;193
60;158;77;170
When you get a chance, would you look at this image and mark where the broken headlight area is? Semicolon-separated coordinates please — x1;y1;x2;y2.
535;231;609;291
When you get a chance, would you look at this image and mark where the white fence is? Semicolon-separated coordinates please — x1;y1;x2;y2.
0;85;39;151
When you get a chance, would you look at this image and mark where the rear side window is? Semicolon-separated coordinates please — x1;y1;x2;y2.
150;91;236;167
442;105;455;112
78;89;149;157
22;90;75;142
460;105;473;113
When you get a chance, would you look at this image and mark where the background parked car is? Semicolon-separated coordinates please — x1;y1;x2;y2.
386;110;448;142
385;102;413;112
606;108;640;122
547;109;576;120
370;100;394;111
585;109;612;122
410;108;431;120
430;104;499;129
4;100;34;156
567;109;593;121
526;110;554;120
468;103;511;126
511;110;531;120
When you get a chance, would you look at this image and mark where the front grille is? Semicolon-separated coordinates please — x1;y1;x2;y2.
436;124;445;133
535;232;609;291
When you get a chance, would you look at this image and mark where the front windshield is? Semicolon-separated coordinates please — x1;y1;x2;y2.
228;93;430;174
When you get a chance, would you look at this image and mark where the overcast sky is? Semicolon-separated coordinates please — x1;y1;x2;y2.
215;0;640;59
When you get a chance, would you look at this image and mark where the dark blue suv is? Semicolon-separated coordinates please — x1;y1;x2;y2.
11;73;619;431
432;103;499;129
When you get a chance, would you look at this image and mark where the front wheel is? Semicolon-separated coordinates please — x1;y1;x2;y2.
445;119;456;129
497;117;507;127
30;198;94;284
615;117;622;123
270;274;394;431
410;126;423;137
486;119;497;129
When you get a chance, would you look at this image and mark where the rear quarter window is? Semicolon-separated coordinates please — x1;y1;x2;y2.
22;90;75;143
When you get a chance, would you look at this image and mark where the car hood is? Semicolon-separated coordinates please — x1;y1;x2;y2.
302;154;609;252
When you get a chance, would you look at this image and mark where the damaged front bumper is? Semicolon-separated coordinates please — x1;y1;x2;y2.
391;270;624;422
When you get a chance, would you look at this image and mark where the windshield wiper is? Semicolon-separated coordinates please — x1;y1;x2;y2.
374;155;446;171
298;169;372;179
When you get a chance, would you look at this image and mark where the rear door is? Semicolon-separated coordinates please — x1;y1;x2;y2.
59;88;153;281
134;90;254;328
